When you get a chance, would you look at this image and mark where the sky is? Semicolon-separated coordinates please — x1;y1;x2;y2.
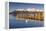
9;2;44;12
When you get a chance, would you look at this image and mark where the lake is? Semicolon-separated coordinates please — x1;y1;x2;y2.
9;14;44;29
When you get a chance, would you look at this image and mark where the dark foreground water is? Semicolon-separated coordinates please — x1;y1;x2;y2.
9;14;44;29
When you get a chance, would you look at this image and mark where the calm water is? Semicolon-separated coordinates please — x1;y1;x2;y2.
9;14;44;28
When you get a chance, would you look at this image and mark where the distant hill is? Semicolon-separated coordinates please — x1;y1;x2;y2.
9;10;17;16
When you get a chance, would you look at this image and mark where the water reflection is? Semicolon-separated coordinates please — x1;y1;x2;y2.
9;14;44;28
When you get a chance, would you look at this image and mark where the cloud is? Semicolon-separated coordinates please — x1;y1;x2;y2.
15;8;43;11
